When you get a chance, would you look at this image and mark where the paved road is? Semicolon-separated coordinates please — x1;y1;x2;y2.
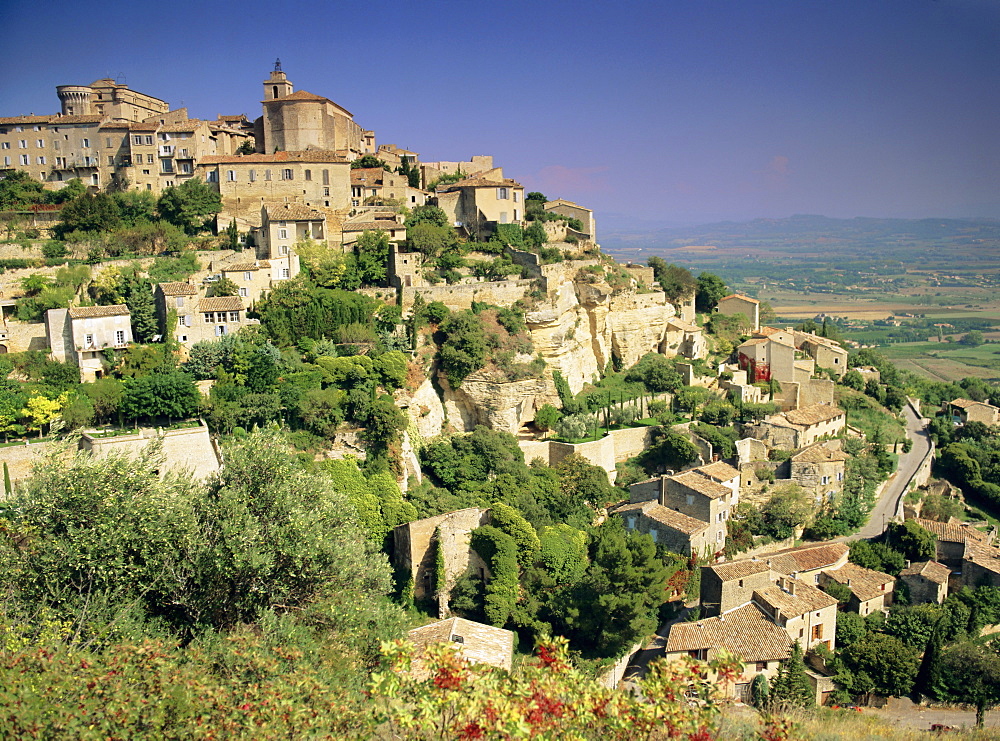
844;403;932;542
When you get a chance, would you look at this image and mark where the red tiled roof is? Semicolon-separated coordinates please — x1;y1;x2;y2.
665;603;791;663
68;304;129;319
823;562;894;603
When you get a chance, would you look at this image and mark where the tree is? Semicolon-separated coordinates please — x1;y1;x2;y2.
404;204;449;228
350;154;388;170
960;330;985;347
224;218;241;251
209;275;240;297
886;520;936;562
0;170;45;210
406;222;459;269
534;404;562;434
23;393;66;437
437;311;487;387
54;192;123;236
156;178;222;234
936;642;1000;727
695;272;727;313
524;220;548;249
121;370;200;422
124;276;158;343
770;642;813;709
648;257;697;304
842;632;919;697
47;177;87;204
841;368;865;391
235;139;256;155
355;230;389;286
759;484;812;539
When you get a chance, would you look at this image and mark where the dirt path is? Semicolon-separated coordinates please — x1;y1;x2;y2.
863;696;1000;731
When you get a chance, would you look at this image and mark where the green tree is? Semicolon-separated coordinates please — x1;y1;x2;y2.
54;192;123;236
350;154;388;170
236;138;256;155
770;642;813;709
156;178;222;234
695;272;728;313
647;257;697;304
0;170;45;210
124;276;158;343
355;230;390;286
842;632;920;697
209;275;240;297
437;310;487;387
406;222;459;269
534;404;562;434
841;368;865;391
936;642;1000;727
121;371;200;422
960;330;985;347
224;218;241;251
404;204;449;228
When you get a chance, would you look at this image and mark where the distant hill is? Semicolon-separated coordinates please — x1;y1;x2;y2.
599;215;1000;265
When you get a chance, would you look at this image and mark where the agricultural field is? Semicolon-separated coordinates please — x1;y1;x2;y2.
881;341;1000;383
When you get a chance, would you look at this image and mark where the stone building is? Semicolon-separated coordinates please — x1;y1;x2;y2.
613;499;714;557
899;560;950;604
962;541;1000;589
350;167;426;209
156;282;199;344
256;202;319;271
188;296;248;343
393;507;491;607
257;64;365;156
747;404;846;450
819;562;895;616
218;260;276;305
542;199;596;241
717;294;760;331
914;517;994;568
79;422;221;481
341;212;406;249
407;617;515;677
420;155;494;186
45;305;132;382
763;542;850;585
789;441;847;503
57;78;169;121
663;317;707;360
664;602;792;701
793;330;848;377
753;576;838;652
435;171;525;239
701;559;775;617
948;398;1000;426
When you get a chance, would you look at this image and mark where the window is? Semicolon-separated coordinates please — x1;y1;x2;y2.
204;312;215;323
37;156;45;165
249;169;256;182
105;138;112;148
84;156;93;166
115;330;126;346
206;170;218;183
282;168;293;180
686;494;694;506
755;662;767;672
84;333;94;347
108;156;114;166
18;140;27;148
227;170;236;181
323;187;329;196
82;138;90;148
14;126;22;132
145;136;153;145
497;187;508;199
351;199;360;207
229;311;240;322
278;229;288;240
626;517;636;530
180;335;188;343
812;624;823;640
175;297;185;308
147;154;154;163
0;142;8;149
280;245;288;255
177;315;188;327
161;159;173;173
3;157;9;166
264;169;271;181
36;139;44;148
215;325;227;336
322;169;329;185
134;136;143;145
304;169;311;181
513;209;519;221
19;155;28;166
243;272;251;281
834;357;840;364
179;162;192;174
239;287;248;297
837;471;843;481
650;529;658;543
281;268;289;278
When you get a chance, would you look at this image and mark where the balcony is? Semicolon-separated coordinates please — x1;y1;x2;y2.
175;149;194;159
159;146;174;157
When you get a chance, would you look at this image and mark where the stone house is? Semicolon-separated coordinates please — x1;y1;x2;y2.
341;213;406;249
45;305;132;382
793;330;848;377
629;464;736;553
217;260;275;305
753;576;838;653
663;317;707;360
79;422;221;480
663;602;792;702
420;155;494;186
541;199;596;241
914;517;994;568
747;404;846;450
819;562;895;616
764;542;850;586
407;617;515;677
436;170;525;239
393;507;491;606
256;202;316;274
789;441;847;503
388;244;425;289
717;294;760;331
188;296;247;343
949;398;1000;426
899;560;950;604
613;499;714;557
156;282;199;345
737;334;807;384
962;541;1000;589
350;167;425;209
700;559;775;617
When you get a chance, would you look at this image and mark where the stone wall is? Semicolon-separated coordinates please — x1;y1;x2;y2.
516;425;660;484
4;319;48;352
598;642;644;689
0;438;59;493
401;279;534;311
79;423;221;481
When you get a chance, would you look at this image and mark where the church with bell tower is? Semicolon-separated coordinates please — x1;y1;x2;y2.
255;59;367;156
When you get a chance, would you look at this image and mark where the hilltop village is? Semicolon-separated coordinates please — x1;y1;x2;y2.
1;66;1000;735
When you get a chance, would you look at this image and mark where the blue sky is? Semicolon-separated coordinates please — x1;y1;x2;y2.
5;0;999;225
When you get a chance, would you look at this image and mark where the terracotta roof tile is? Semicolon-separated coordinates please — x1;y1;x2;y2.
200;150;349;165
764;542;849;575
899;560;950;584
669;470;732;499
197;296;244;312
720;294;760;304
708;559;772;582
351;167;386;185
222;261;269;272
0;115;57;125
158;282;197;296
823;562;894;602
342;221;404;232
68;304;130;319
446;176;522;190
263;202;325;221
782;404;845;427
754;578;838;617
614;500;709;536
665;603;791;663
791;442;849;463
697;461;740;482
408;617;514;672
915;517;990;544
964;542;1000;575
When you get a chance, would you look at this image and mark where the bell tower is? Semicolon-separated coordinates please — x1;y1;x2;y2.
263;58;293;101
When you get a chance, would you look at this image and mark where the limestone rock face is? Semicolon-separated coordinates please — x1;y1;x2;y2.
403;376;447;440
440;371;560;435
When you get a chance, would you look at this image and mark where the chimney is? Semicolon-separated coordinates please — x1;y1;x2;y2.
906;560;911;568
847;578;852;586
